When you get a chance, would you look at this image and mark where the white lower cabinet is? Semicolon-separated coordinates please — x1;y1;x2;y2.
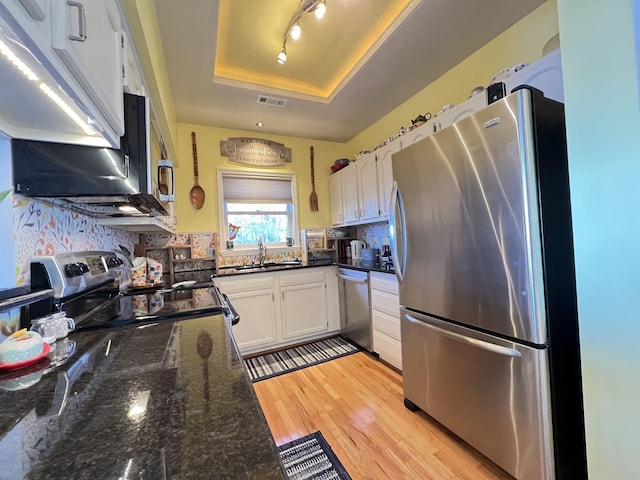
216;266;339;355
214;275;277;352
280;272;328;340
370;271;402;370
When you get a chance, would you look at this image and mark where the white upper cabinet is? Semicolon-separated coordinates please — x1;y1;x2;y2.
329;169;345;226
448;91;488;124
432;91;488;133
341;163;360;224
400;121;435;148
3;0;50;44
0;0;125;146
51;0;124;136
329;148;395;226
375;141;402;219
356;153;380;223
338;152;380;225
504;49;563;103
121;31;145;97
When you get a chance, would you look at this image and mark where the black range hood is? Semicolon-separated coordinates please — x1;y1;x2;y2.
11;93;169;217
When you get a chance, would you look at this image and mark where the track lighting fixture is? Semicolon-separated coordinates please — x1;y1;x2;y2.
277;0;327;64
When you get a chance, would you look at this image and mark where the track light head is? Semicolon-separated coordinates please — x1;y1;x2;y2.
290;24;301;40
314;1;326;19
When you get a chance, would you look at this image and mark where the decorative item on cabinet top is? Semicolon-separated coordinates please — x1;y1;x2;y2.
330;158;350;174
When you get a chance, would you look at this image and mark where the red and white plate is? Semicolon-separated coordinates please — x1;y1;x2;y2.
0;342;51;371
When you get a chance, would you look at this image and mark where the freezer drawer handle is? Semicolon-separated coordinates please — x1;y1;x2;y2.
405;314;522;358
337;273;368;284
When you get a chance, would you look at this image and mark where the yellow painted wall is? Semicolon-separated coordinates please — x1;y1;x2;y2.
346;1;559;156
120;0;178;159
173;123;348;233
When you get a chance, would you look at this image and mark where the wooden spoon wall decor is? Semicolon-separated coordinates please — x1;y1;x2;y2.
309;146;319;212
190;131;205;209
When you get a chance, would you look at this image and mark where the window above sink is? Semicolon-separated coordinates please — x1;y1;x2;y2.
217;169;298;250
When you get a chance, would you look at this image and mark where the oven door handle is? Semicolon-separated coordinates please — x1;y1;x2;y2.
222;293;240;325
212;284;240;325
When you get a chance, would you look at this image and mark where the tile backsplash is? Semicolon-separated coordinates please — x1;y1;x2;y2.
218;248;302;268
355;221;390;249
13;197;140;286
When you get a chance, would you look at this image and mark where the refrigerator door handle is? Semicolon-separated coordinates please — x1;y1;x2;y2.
389;181;406;283
405;313;522;358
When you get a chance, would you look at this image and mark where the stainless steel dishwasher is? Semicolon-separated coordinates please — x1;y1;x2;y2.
337;267;371;351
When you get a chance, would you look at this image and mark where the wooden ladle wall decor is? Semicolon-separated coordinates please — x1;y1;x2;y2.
190;131;205;209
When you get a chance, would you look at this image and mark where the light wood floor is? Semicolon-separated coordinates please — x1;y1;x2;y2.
253;352;513;480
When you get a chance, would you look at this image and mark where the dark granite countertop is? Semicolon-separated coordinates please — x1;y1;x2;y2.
0;316;286;479
214;259;334;277
336;259;396;275
127;259;390;289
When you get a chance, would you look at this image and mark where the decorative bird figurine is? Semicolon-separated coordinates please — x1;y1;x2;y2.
228;223;240;241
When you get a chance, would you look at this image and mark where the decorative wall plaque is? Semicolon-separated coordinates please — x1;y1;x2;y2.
220;137;292;167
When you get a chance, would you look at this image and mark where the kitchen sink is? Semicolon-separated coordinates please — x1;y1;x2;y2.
217;260;302;275
262;261;301;267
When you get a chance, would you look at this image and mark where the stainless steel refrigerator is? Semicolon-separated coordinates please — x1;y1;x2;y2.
390;89;586;480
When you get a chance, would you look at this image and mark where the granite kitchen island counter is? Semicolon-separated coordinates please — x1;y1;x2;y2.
0;316;286;479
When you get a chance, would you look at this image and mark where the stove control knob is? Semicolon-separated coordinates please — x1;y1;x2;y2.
64;263;83;277
78;262;89;274
106;256;122;268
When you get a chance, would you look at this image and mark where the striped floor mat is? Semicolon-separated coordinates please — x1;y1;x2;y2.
278;431;352;480
244;336;359;382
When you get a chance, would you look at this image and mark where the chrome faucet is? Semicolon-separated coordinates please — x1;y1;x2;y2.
257;234;267;266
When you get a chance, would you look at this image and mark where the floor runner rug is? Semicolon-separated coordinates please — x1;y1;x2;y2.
278;431;352;480
244;336;359;382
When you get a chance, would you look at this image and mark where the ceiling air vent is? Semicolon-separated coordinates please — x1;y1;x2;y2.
256;94;288;107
